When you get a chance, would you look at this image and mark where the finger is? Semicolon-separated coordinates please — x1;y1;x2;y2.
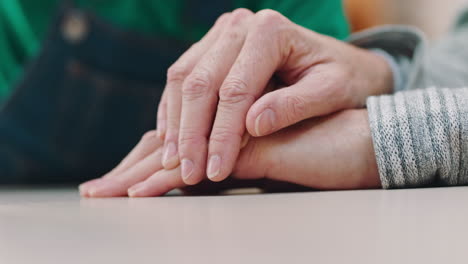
181;178;266;195
79;130;162;196
156;90;168;139
207;10;289;182
162;13;230;170
178;9;254;185
86;147;164;197
128;167;185;197
240;132;251;149
246;73;348;136
106;130;162;176
79;178;102;197
231;135;270;181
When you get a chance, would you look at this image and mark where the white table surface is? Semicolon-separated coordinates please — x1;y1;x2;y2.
1;186;468;264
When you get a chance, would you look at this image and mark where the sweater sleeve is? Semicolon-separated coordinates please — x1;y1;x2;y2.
349;13;468;91
351;9;468;188
367;88;468;188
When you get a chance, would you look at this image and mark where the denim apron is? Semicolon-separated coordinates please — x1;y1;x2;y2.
0;2;223;184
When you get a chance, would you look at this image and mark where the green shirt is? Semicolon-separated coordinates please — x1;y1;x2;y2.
0;0;349;101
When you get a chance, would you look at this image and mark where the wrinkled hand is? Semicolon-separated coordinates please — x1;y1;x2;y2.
79;109;381;197
157;8;392;185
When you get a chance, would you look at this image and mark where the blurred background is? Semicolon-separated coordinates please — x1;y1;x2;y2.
345;0;468;39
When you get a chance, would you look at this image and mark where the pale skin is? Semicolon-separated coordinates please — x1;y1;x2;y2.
79;109;381;197
80;8;393;196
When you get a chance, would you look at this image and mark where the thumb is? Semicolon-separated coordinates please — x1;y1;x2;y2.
246;77;348;137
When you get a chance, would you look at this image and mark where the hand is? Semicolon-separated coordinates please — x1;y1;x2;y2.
157;8;392;186
79;109;381;197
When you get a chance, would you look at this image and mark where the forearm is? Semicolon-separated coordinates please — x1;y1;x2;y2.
350;8;468;92
367;87;468;188
350;9;468;188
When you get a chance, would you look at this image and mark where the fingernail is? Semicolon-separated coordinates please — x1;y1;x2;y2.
78;184;88;197
88;185;106;197
87;178;121;197
88;187;99;197
162;142;178;167
254;108;276;136
207;155;221;180
78;179;104;197
181;159;194;181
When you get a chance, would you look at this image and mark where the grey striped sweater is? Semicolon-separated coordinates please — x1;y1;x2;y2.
349;8;468;189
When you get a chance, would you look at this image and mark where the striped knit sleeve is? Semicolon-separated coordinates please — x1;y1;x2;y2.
367;87;468;189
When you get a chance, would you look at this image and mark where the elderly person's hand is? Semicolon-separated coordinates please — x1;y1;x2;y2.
156;8;392;185
79;109;381;197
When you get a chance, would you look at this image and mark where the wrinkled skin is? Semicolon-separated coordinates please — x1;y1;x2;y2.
79;109;381;197
154;9;392;185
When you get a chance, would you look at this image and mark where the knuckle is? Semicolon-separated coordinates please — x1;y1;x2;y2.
229;8;253;26
219;78;253;105
284;95;309;123
224;28;242;41
182;70;212;101
167;63;190;83
179;130;205;151
255;9;286;27
210;129;241;146
252;10;290;45
216;12;232;25
222;9;253;41
164;130;179;142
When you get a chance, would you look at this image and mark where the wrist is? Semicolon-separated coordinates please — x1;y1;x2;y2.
349;47;394;107
365;48;394;95
370;49;403;92
359;110;382;188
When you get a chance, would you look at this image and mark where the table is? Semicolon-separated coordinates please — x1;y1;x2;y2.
1;186;468;264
